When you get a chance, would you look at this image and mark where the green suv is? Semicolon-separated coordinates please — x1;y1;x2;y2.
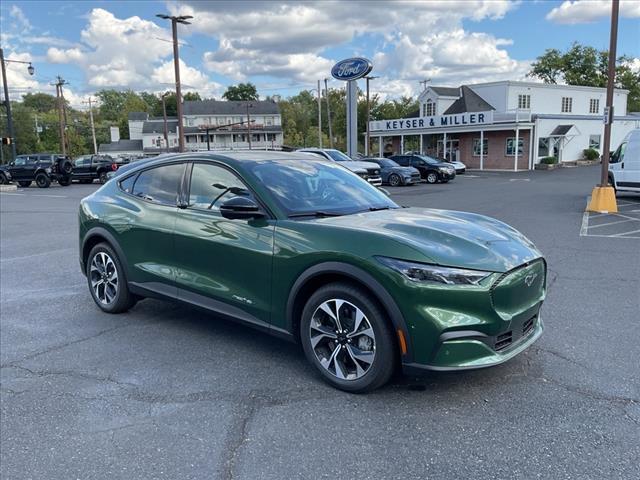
79;152;545;392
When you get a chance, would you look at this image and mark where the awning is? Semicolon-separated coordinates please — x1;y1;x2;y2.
549;124;574;136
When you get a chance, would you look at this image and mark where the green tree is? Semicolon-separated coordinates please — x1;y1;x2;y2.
184;91;202;102
529;42;640;111
21;93;59;113
222;83;259;101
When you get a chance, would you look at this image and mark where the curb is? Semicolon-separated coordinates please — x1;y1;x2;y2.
0;184;18;192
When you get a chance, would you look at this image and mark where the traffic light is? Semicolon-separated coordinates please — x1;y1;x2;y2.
1;137;12;145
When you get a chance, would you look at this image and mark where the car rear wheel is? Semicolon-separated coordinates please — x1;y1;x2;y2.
35;173;51;188
300;282;396;392
426;172;438;184
86;243;137;313
18;181;31;188
388;173;401;187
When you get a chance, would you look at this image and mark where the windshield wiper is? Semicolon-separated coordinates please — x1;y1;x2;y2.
368;206;393;212
288;210;345;218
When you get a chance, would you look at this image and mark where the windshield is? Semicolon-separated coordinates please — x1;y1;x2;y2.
248;160;398;216
379;159;399;167
325;150;353;162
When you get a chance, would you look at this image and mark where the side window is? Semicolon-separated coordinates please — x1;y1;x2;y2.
119;174;137;194
131;164;184;205
411;157;423;167
14;157;27;166
75;156;88;167
610;143;626;164
392;156;407;166
188;163;250;211
26;155;39;165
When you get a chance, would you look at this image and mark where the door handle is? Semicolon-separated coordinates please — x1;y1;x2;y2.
621;163;624;169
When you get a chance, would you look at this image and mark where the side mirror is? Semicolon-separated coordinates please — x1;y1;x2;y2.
220;196;265;220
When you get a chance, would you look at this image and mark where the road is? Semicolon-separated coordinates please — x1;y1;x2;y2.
1;166;639;479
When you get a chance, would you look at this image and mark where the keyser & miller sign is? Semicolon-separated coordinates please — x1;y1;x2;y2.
370;111;494;132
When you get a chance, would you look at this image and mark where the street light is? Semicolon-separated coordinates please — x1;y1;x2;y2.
156;13;193;153
1;48;36;161
365;75;379;157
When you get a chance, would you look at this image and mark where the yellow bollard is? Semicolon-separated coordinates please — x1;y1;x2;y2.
587;186;618;213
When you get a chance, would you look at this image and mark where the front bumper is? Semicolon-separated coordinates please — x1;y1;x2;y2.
403;315;543;373
438;171;456;180
367;175;383;187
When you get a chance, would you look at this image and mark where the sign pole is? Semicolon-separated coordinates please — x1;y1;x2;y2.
587;0;618;213
346;80;358;157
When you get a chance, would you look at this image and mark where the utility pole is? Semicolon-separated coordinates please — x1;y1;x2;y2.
156;14;193;152
245;102;253;150
324;78;333;148
317;79;322;148
587;0;619;213
1;48;34;161
52;76;67;155
419;79;431;91
83;97;98;154
365;76;379;157
161;92;170;152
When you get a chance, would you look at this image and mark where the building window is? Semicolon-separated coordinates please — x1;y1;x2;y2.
518;94;530;109
589;134;601;150
424;99;436;117
267;133;276;141
472;138;488;156
589;98;600;114
505;137;524;156
561;97;572;113
265;117;273;126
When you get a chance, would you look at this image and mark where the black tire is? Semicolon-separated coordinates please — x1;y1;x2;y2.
86;242;137;313
58;176;71;186
18;181;31;188
426;172;438;184
300;282;397;393
99;171;108;184
35;173;51;188
388;173;401;187
58;158;73;175
0;173;7;185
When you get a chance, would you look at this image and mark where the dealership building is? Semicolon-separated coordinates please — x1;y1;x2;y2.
369;81;639;170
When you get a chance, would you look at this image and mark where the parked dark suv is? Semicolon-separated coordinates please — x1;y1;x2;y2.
389;154;456;184
72;154;119;184
0;153;73;188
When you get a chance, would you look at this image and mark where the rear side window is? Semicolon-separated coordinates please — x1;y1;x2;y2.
119;174;137;194
131;164;184;206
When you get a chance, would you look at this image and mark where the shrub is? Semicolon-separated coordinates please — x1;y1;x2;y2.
540;156;558;164
583;148;599;160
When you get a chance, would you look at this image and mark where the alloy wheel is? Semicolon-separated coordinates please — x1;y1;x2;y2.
427;173;438;183
309;299;376;380
90;251;119;305
389;174;400;186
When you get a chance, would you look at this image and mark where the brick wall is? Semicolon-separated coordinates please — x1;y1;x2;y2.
457;130;530;170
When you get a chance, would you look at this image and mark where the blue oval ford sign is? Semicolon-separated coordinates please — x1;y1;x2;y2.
331;57;373;81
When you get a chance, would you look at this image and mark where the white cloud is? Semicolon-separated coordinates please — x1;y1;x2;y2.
152;59;224;98
546;0;640;24
171;0;526;97
9;5;32;31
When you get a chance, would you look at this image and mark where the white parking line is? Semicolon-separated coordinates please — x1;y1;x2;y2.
0;192;68;198
587;218;637;229
610;228;640;237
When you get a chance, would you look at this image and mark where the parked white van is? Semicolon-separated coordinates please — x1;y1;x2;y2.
609;129;640;194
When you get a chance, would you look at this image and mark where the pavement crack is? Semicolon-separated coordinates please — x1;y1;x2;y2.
2;364;138;389
222;392;260;480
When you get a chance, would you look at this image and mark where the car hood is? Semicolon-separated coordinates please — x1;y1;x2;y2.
340;160;380;171
310;207;541;272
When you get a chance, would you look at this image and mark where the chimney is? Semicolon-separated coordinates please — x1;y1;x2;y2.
110;126;120;142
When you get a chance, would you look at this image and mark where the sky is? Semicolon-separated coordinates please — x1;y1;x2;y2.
1;0;639;109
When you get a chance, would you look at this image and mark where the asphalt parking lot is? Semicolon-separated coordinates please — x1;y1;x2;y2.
1;165;639;479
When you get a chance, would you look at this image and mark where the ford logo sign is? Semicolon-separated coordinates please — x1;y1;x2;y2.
331;57;373;81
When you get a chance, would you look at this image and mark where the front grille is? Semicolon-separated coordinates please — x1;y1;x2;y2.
523;316;535;336
495;331;513;351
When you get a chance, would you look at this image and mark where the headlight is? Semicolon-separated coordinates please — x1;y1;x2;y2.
377;257;491;285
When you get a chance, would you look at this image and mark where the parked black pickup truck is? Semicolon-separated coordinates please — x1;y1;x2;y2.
0;153;73;188
72;154;120;184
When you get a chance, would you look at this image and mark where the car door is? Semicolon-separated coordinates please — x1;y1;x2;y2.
174;161;275;327
409;157;429;178
114;162;187;296
9;156;29;179
73;156;89;178
610;142;631;189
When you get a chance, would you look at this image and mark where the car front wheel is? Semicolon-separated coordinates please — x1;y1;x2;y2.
86;243;137;313
300;282;396;392
0;173;8;184
426;172;438;184
99;172;108;184
388;173;401;187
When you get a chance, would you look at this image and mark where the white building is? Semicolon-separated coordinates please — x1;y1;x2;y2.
369;81;639;170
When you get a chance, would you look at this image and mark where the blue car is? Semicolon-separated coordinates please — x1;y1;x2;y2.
364;157;421;186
